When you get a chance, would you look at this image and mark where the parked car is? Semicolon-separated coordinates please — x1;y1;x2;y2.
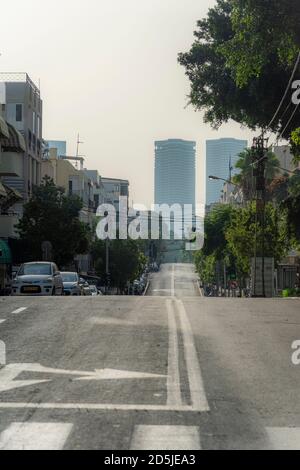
79;278;92;296
12;262;64;296
61;272;82;296
89;285;99;297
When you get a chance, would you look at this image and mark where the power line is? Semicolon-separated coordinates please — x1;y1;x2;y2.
267;51;300;129
278;102;300;140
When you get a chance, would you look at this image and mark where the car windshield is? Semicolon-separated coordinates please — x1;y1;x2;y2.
61;273;78;283
19;264;52;276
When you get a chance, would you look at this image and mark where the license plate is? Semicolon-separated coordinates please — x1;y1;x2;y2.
23;286;39;293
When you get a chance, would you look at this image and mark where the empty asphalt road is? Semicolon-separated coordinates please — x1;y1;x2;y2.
0;264;300;450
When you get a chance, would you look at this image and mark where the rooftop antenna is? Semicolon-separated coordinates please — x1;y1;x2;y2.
76;133;84;170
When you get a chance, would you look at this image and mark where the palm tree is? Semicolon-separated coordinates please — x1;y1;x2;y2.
233;149;280;202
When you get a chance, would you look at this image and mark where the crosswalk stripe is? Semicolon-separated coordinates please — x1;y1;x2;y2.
266;427;300;450
130;425;201;450
0;422;73;450
11;307;27;315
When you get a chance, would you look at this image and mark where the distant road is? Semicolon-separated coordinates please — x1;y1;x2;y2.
147;263;200;298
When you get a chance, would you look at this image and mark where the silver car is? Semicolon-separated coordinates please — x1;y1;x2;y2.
61;272;82;296
12;262;64;296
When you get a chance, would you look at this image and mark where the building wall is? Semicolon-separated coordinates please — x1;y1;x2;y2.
206;138;248;206
0;75;43;204
155;139;196;210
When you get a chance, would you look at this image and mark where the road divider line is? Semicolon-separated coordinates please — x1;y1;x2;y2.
130;425;201;450
11;307;27;315
176;300;210;412
166;300;182;407
266;427;300;450
0;320;6;325
171;265;175;297
0;422;73;450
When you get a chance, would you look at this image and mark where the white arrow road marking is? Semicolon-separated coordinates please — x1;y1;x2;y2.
0;365;51;393
0;422;73;450
131;426;201;450
11;307;27;315
0;363;166;393
74;369;166;381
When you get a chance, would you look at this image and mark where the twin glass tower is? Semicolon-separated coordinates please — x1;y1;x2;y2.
154;139;196;211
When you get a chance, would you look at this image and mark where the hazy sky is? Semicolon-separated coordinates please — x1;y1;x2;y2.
0;0;255;207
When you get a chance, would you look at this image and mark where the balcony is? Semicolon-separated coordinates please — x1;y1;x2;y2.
0;151;23;178
0;214;20;238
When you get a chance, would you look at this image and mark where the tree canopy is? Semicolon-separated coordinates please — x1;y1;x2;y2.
91;238;147;292
178;0;300;138
17;177;90;267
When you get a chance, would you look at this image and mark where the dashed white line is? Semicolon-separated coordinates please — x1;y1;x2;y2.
166;300;182;407
130;425;201;450
176;299;209;412
266;427;300;450
11;307;27;315
0;320;6;325
0;422;73;450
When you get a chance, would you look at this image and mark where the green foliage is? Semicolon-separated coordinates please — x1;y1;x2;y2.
17;177;90;267
226;203;288;276
91;238;147;291
290;128;300;163
178;0;300;137
233;149;280;201
195;202;288;283
282;170;300;241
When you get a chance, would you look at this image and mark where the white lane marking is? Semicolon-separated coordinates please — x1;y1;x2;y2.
166;300;182;407
0;365;51;393
0;403;194;412
11;307;27;315
266;427;300;450
0;422;73;450
171;265;175;297
176;300;209;412
0;320;6;324
130;426;201;450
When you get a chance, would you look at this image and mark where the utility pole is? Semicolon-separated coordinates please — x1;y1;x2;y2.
252;135;269;298
105;238;110;295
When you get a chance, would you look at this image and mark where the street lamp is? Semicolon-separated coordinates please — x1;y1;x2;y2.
209;175;239;187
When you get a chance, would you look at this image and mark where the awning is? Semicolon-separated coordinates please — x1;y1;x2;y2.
0;239;12;265
0;181;7;197
0;123;26;153
0;184;23;211
2;184;23;201
0;115;9;139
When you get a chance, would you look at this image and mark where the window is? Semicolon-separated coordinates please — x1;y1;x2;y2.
28;130;32;150
16;104;22;122
69;180;73;194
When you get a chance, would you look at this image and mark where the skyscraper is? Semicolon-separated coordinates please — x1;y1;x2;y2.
155;139;196;210
206;138;248;206
46;140;67;158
